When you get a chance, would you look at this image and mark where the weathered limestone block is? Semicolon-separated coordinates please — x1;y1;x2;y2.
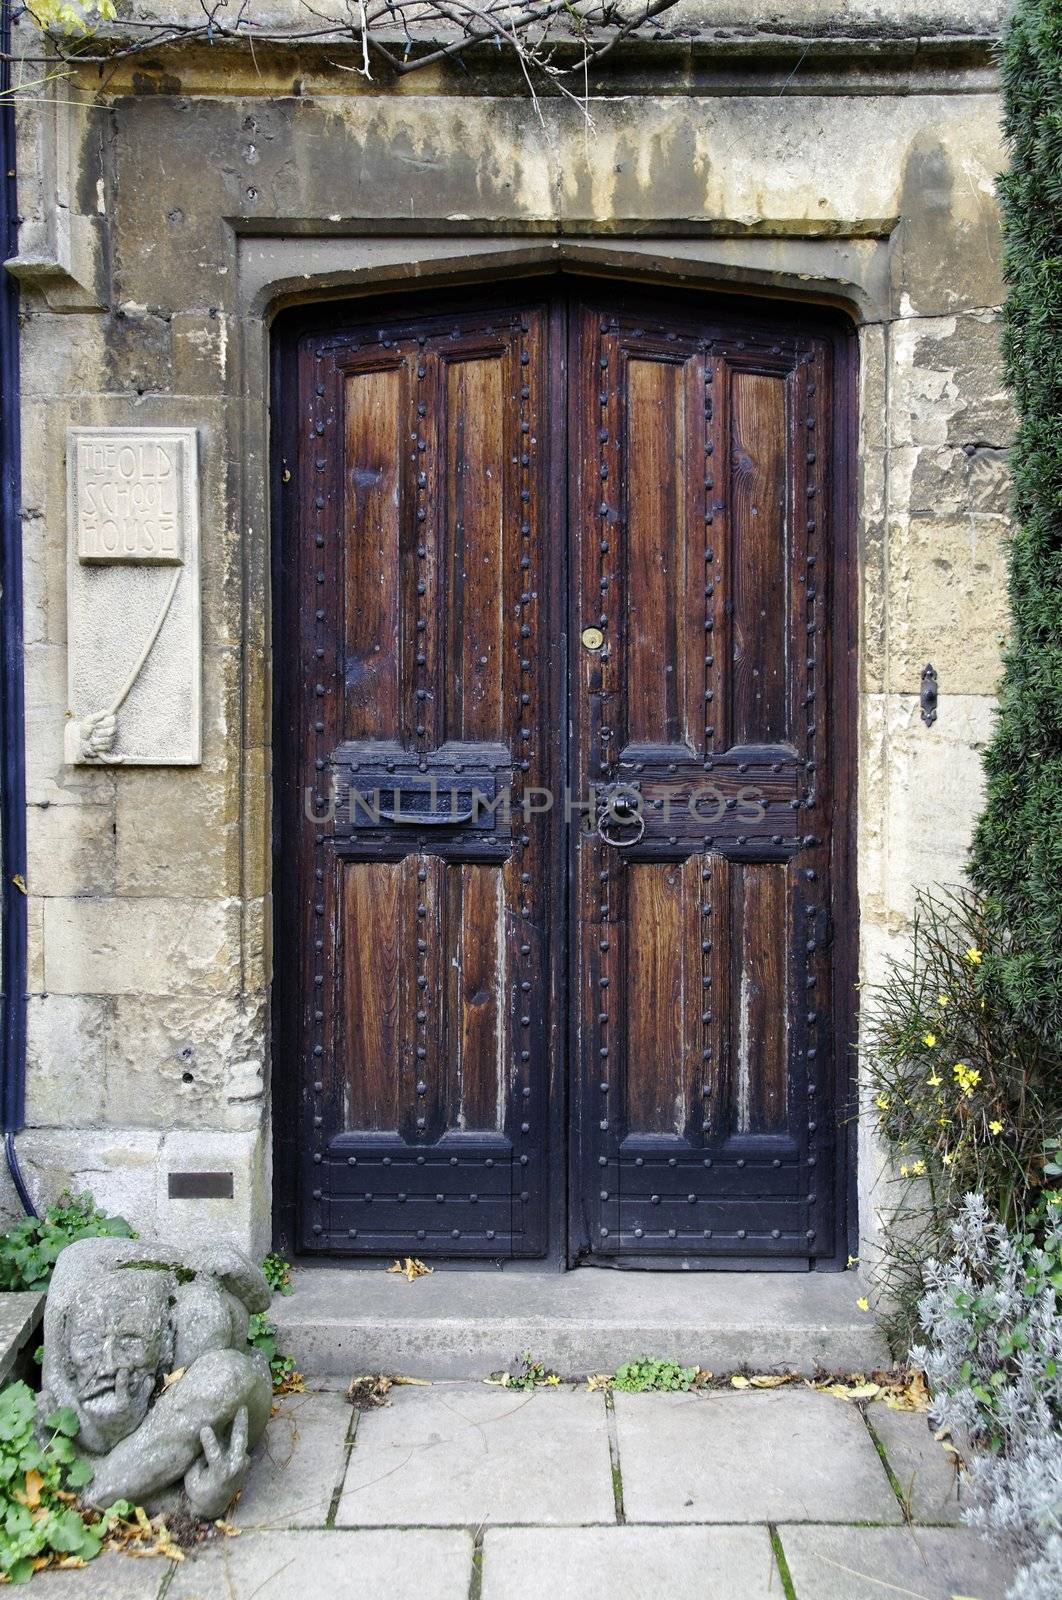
38;1238;271;1519
41;895;242;997
105;994;267;1130
25;995;112;1129
26;799;115;897
12;1128;271;1257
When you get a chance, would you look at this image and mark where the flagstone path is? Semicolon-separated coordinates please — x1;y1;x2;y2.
33;1382;1017;1600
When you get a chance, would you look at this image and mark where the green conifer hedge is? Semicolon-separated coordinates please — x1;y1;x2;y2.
969;0;1062;1049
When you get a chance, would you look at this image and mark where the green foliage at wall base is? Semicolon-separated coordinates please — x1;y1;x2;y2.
0;1194;134;1294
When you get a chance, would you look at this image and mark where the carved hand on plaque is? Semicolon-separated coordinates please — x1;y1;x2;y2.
75;710;119;763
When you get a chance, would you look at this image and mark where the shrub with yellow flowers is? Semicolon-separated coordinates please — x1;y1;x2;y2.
861;886;1062;1348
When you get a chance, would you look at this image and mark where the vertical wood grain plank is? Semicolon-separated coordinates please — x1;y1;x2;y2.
341;859;405;1130
732;862;789;1134
624;858;699;1135
624;357;690;746
443;354;506;742
343;365;403;740
446;863;507;1132
730;370;788;745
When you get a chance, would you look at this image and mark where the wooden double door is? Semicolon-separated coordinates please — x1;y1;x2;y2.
274;281;854;1268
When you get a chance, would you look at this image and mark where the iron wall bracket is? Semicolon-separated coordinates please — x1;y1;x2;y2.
921;663;939;727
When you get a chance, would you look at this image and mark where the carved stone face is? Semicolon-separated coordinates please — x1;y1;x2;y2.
64;1274;170;1449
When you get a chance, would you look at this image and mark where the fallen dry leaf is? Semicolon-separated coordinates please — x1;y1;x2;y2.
748;1374;797;1390
586;1374;613;1392
162;1367;187;1389
387;1257;433;1283
810;1376;882;1401
274;1369;306;1397
884;1370;931;1412
730;1375;750;1389
347;1374;395;1408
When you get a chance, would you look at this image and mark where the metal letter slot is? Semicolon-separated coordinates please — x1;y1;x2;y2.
377;786;476;826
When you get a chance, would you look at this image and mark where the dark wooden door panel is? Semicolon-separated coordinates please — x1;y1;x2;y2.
288;303;555;1258
278;283;850;1266
570;298;841;1265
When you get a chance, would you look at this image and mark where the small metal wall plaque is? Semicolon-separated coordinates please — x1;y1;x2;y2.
167;1171;235;1200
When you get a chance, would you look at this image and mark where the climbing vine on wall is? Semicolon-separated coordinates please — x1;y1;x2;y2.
14;0;684;96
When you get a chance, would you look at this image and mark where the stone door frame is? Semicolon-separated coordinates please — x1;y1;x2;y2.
246;231;877;1259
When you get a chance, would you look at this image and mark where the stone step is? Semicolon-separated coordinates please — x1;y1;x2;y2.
272;1267;888;1379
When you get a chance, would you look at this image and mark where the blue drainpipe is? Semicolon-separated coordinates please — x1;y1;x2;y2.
0;0;35;1214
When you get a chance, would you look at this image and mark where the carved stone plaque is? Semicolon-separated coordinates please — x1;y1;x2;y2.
73;432;186;563
65;427;201;766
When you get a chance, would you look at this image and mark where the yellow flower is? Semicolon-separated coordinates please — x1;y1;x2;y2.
938;995;950;1007
952;1062;981;1097
875;1094;890;1112
909;1159;926;1177
965;947;983;965
922;1032;937;1048
989;1120;1003;1135
856;1297;870;1312
900;1164;909;1178
942;1151;955;1167
927;1071;942;1087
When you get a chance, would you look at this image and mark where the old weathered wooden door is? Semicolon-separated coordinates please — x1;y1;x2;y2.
275;284;851;1266
569;298;848;1265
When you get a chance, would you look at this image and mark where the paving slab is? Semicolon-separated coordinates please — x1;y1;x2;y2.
866;1403;963;1525
168;1530;473;1600
613;1389;902;1523
779;1525;1016;1600
275;1265;887;1377
335;1382;615;1525
481;1526;781;1600
235;1389;352;1528
29;1553;166;1599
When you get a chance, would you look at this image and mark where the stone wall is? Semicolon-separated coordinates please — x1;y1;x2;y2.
6;2;1012;1260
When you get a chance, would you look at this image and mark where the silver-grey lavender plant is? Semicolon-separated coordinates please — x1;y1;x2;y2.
914;1194;1062;1599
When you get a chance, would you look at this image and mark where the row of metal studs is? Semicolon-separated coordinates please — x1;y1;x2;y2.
413;332;431;1138
803;348;821;1248
515;316;535;1225
310;341;330;1236
701;345;716;1132
597;319;614;1233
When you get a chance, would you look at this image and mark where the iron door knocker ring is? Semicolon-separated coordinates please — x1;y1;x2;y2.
596;786;646;848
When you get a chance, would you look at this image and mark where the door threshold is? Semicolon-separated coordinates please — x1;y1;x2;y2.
272;1264;886;1379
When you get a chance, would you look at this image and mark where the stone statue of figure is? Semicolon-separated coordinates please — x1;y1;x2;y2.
37;1237;274;1520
